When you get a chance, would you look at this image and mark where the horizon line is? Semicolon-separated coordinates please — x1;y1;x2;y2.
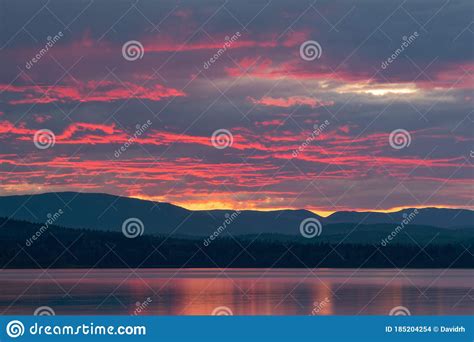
1;190;473;217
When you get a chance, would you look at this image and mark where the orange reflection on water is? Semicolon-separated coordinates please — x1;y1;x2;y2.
0;269;471;315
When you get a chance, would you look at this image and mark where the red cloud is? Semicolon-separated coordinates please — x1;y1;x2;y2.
2;80;185;105
226;56;474;91
249;96;334;108
143;30;307;53
255;119;285;127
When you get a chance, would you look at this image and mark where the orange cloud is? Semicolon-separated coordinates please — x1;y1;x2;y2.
2;80;185;105
249;96;334;108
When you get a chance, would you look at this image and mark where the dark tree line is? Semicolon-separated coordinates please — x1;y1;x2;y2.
1;218;472;268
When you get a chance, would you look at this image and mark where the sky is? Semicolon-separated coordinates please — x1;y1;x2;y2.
0;0;472;215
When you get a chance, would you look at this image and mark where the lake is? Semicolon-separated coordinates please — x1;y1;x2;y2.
0;269;471;315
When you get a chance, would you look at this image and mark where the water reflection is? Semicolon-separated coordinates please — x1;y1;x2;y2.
0;269;471;315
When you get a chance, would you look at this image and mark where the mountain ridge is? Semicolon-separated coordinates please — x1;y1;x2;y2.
0;192;471;237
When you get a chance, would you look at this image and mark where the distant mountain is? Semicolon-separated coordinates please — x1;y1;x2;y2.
325;208;473;228
0;192;472;238
0;192;320;236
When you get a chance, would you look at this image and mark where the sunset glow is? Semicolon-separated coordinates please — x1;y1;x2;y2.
0;0;472;213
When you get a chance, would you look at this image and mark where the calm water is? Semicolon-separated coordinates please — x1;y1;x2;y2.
0;269;472;315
